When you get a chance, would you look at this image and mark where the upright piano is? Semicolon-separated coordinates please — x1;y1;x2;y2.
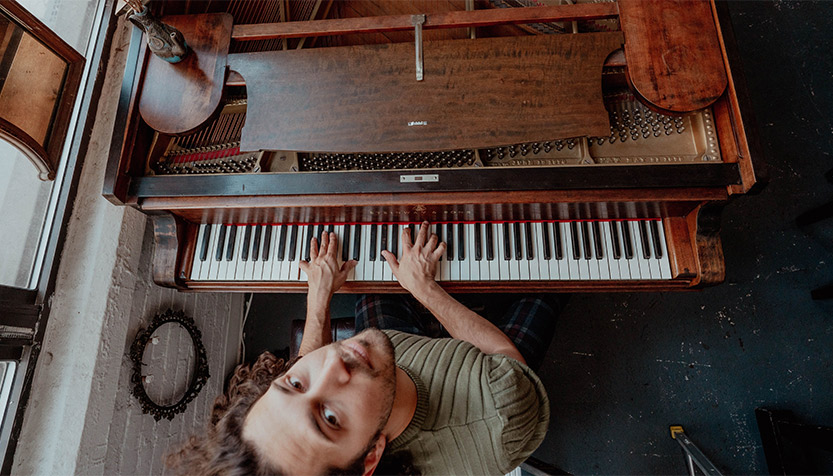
103;0;761;293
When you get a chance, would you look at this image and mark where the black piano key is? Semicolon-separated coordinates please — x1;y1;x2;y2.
581;221;592;259
327;224;334;234
524;222;534;260
446;223;455;260
513;222;523;260
621;221;634;259
610;221;622;260
474;223;483;261
242;225;252;261
262;225;272;261
215;225;227;261
541;222;551;260
638;221;652;259
502;223;512;260
391;224;399;257
457;223;466;261
352;225;361;261
650;220;663;259
199;224;212;261
379;224;388;260
485;223;494;261
304;224;314;261
226;225;237;261
277;225;288;261
553;222;564;260
252;225;262;261
369;224;377;261
570;222;581;260
288;225;298;261
316;224;325;243
592;221;604;259
342;224;351;261
409;223;416;241
435;224;442;261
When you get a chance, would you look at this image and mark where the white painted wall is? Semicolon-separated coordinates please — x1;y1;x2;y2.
11;16;244;476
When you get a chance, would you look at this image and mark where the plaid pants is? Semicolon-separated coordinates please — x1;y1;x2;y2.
355;294;557;370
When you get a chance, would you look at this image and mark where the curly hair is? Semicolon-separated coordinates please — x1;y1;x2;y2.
165;351;420;476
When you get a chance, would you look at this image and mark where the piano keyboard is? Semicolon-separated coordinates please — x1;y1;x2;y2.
188;220;672;283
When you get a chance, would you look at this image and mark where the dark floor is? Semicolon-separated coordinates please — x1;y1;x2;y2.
243;2;833;473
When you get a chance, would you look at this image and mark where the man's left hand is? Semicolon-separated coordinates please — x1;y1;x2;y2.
299;232;357;306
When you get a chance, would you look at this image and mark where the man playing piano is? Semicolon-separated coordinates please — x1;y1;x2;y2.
168;222;556;475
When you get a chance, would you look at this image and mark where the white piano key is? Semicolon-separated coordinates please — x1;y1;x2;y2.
622;221;640;280
530;222;544;280
546;222;561;280
486;223;499;281
594;222;611;280
584;223;601;280
563;223;580;280
553;222;567;280
476;223;490;280
359;224;372;281
629;221;649;279
232;225;247;281
268;225;283;281
251;226;265;281
196;225;212;281
243;227;256;281
287;226;302;281
449;227;461;282
644;221;661;279
436;224;449;282
602;221;620;280
494;223;507;280
191;224;206;279
655;221;673;279
612;221;630;279
217;226;232;280
373;225;386;281
507;224;520;281
518;223;531;281
464;223;477;281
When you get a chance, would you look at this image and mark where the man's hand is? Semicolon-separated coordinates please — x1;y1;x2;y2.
299;232;357;306
382;222;446;294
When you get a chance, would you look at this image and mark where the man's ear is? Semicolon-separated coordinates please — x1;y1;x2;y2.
361;435;387;476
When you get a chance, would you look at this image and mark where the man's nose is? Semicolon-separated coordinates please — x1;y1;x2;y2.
316;348;351;389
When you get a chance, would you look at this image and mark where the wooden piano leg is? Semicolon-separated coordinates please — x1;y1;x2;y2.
151;213;188;290
688;203;726;288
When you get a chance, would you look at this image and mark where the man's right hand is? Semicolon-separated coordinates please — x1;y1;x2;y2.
381;221;446;295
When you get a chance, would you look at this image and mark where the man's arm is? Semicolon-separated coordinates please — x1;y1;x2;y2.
297;232;357;355
382;222;526;364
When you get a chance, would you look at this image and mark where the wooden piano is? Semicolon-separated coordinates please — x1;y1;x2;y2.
103;0;760;293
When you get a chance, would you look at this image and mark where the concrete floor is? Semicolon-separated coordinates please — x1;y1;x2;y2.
244;2;833;473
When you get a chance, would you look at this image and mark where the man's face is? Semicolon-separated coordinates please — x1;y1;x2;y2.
243;329;397;475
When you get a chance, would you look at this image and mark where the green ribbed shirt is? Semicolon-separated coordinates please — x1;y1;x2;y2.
384;330;550;476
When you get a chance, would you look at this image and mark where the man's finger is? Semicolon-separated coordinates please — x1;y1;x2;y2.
426;233;439;252
414;221;429;248
320;231;329;256
327;231;338;256
402;226;413;253
381;250;399;272
341;260;358;272
309;237;319;261
299;259;309;272
431;241;447;261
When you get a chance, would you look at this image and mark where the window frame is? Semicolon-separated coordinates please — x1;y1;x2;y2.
0;0;118;472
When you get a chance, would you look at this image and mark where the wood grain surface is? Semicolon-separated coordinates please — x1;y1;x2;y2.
619;0;726;114
230;32;623;153
138;13;232;135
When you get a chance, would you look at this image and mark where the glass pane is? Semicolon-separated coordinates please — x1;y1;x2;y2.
14;0;98;54
0;140;52;288
0;361;17;429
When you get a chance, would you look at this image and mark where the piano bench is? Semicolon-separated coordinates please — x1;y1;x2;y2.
290;317;356;359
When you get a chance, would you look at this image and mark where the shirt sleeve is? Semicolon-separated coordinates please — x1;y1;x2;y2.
486;354;551;472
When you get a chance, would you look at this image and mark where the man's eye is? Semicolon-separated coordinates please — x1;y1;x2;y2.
322;407;339;428
287;376;303;390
